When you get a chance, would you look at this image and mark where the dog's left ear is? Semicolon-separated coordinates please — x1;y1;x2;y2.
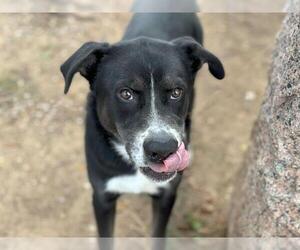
172;36;225;80
60;42;110;94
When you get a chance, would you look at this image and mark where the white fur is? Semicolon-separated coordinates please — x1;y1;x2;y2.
105;170;170;194
111;140;131;162
129;74;184;169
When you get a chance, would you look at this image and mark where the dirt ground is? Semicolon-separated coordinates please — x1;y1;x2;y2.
0;13;284;237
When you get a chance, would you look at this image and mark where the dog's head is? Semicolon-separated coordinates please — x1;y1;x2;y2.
61;36;224;182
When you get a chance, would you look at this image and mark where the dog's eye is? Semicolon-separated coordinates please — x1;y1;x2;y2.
170;88;183;100
119;88;134;101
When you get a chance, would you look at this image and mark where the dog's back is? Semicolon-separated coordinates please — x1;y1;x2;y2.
123;13;203;44
132;0;198;12
124;0;203;43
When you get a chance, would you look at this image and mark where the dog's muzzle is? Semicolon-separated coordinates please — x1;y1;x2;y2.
147;142;189;173
139;132;190;182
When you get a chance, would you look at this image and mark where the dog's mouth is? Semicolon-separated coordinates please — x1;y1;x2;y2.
139;143;190;182
139;167;177;182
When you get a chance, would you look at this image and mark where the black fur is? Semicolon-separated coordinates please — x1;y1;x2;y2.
61;5;225;248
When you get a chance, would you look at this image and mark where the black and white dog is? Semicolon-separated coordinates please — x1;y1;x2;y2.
61;0;224;240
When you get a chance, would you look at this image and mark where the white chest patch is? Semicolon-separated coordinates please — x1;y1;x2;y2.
105;170;169;194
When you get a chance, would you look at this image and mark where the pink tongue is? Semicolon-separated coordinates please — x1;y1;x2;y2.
149;143;190;173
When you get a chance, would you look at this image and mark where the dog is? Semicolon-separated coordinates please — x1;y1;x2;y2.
60;0;225;242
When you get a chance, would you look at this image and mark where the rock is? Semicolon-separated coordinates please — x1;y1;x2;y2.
228;3;300;236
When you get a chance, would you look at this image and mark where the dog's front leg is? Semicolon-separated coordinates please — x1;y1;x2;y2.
93;191;119;250
93;191;119;237
151;174;182;238
151;192;177;238
151;191;177;250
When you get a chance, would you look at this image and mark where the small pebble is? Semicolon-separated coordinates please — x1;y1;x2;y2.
244;91;256;101
87;224;96;233
83;182;91;190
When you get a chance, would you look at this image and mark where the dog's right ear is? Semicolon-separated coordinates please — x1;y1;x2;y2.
60;42;110;94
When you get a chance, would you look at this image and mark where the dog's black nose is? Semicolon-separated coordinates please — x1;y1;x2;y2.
143;134;178;163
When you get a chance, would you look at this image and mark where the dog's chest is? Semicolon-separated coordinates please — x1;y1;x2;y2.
105;171;169;194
